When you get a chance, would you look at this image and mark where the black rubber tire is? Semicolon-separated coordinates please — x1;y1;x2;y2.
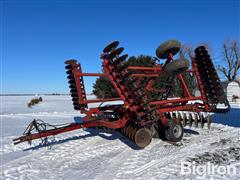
165;119;183;142
163;58;189;76
156;40;181;59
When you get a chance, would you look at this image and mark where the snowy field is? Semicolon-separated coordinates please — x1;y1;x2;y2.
0;95;240;180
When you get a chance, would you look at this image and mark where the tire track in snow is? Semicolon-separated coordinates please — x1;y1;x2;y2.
1;130;125;180
130;126;240;179
1;124;240;180
107;125;240;179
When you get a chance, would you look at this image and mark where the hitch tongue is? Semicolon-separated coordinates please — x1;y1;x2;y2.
13;118;101;145
13;119;47;145
13;135;32;145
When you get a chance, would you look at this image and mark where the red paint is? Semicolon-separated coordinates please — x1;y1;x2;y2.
14;45;218;145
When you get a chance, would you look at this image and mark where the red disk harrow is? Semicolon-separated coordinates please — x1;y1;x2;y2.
13;40;230;148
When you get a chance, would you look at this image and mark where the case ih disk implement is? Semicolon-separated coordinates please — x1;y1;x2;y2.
13;40;230;148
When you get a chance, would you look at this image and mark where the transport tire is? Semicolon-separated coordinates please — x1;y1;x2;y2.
163;58;189;76
156;40;181;59
165;119;183;142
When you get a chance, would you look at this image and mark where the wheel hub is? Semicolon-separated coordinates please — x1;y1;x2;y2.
173;125;182;138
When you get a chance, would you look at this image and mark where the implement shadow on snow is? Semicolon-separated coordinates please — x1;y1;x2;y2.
86;128;142;150
23;128;141;151
211;108;240;127
183;128;200;135
23;132;98;151
75;116;142;150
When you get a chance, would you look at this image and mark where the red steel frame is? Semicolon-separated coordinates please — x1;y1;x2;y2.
74;54;212;126
13;53;214;145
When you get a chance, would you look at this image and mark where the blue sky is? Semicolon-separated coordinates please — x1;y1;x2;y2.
1;0;239;94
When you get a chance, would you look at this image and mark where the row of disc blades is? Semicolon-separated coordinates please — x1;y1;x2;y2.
65;60;87;110
102;41;157;122
194;46;227;105
166;111;211;129
121;124;152;148
102;41;158;146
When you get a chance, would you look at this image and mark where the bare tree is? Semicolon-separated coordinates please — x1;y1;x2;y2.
179;43;211;59
179;44;194;59
218;40;240;82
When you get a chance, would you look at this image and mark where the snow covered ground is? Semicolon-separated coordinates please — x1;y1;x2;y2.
0;95;240;179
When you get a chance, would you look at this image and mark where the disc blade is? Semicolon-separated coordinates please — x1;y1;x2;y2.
103;41;119;53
